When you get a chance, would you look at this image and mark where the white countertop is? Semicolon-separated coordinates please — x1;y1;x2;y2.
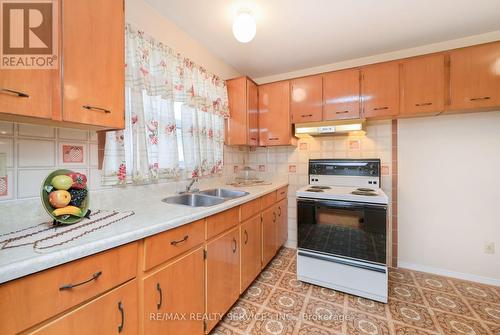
0;180;288;284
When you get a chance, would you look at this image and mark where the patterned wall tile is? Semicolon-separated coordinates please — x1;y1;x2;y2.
59;143;87;166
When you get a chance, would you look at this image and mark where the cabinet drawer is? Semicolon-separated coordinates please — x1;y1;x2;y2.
0;242;137;335
277;186;288;201
240;198;261;222
261;191;277;209
32;280;137;335
207;207;239;239
144;219;205;271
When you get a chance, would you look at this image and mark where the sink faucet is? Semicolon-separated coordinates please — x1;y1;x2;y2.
185;178;199;193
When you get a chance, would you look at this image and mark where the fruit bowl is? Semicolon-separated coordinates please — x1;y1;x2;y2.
40;169;90;225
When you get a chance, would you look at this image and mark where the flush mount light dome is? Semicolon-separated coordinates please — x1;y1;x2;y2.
232;12;256;43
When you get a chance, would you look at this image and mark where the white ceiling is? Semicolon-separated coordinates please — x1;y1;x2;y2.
145;0;500;78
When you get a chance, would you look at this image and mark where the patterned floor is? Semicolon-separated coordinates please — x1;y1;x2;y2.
211;248;500;335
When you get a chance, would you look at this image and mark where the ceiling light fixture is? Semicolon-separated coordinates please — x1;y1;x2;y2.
232;11;256;43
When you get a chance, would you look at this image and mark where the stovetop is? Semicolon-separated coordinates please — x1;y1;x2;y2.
296;185;389;204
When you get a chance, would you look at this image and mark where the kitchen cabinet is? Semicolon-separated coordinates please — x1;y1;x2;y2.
401;54;445;116
206;207;239;239
240;214;262;293
323;69;361;120
226;77;259;146
291;75;323;123
31;280;137;335
262;205;278;267
276;198;288;249
448;42;500;112
361;62;400;118
206;227;240;332
258;81;296;146
143;248;204;335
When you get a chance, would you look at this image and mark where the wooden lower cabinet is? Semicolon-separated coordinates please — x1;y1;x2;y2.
143;248;204;335
276;199;288;249
240;215;262;293
32;280;137;335
262;206;277;267
206;227;240;332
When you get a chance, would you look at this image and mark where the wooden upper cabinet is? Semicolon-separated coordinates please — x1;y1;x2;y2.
62;0;125;129
323;69;361;120
449;42;500;111
401;54;445;116
258;81;295;146
143;248;204;335
361;62;400;118
226;77;259;146
290;76;323;123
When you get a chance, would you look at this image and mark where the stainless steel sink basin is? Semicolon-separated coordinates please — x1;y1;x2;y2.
162;193;225;207
199;188;249;199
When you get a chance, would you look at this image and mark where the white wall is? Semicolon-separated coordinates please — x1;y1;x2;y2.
398;111;500;284
125;0;240;80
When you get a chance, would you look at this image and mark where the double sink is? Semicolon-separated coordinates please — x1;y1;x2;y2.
162;188;249;207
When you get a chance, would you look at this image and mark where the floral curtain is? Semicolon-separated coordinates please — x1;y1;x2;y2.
102;24;228;185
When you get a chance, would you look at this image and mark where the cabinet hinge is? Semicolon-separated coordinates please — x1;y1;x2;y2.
203;249;207;259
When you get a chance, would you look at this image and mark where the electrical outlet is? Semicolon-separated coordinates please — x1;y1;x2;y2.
484;242;495;254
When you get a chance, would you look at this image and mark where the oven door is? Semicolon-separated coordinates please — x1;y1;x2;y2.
297;198;387;265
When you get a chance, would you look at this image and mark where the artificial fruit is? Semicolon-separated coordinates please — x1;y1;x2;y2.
51;175;73;190
49;190;71;208
67;172;87;189
53;206;83;217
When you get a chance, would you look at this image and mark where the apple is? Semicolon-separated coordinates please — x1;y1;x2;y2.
51;175;73;190
49;190;71;208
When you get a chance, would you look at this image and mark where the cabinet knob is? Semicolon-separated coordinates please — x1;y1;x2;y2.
0;88;29;98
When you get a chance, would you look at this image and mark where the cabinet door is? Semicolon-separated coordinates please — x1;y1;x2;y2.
206;227;240;332
291;76;323;123
240;215;262;293
62;0;125;129
226;77;247;145
0;69;58;119
143;248;204;335
361;62;400;118
259;81;293;146
276;198;288;249
401;54;445;116
262;206;277;267
323;69;360;120
449;42;500;111
32;280;137;335
247;79;259;146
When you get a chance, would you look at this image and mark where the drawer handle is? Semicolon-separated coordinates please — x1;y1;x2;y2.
0;88;29;98
300;114;313;117
250;137;257;141
415;102;432;107
82;105;111;113
470;96;490;101
273;212;277;223
118;301;124;333
278;206;282;216
170;235;189;245
373;106;388;111
59;271;102;290
244;229;249;244
335;110;349;114
268;137;279;141
232;238;237;253
156;283;163;310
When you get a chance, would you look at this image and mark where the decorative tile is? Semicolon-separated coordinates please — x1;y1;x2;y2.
421;289;473;317
450;279;499;303
310;285;346;306
257;267;285;285
486;323;500;335
210;323;241;335
266;288;305;316
348;139;361;150
223;300;258;333
297;322;338;335
0;175;7;196
388;282;425;305
389;300;437;331
259;165;266;172
277;272;311;296
348;295;387;318
233;165;239;173
433;311;489;335
0;170;13;199
241;281;273;305
269;255;292;271
388;268;416;285
251;311;297;335
286;256;297;274
467;299;500;324
413;272;456;294
60;143;86;165
303;298;344;331
393;323;437;335
346;311;391;335
288;165;296;173
381;165;390;176
299;143;308;150
277;247;296;258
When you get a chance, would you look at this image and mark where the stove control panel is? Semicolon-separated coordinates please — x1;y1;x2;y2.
309;159;380;177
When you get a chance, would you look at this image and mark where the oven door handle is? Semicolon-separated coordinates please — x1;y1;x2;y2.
313;199;387;211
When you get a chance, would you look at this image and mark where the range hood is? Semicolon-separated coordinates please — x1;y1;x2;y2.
294;119;365;137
